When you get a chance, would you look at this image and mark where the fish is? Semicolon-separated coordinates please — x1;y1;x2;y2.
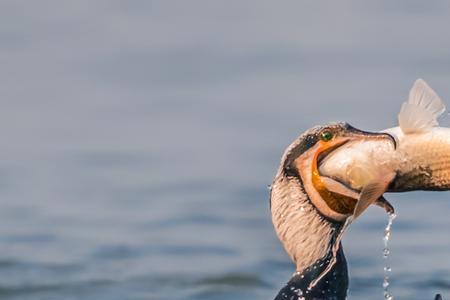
318;79;450;219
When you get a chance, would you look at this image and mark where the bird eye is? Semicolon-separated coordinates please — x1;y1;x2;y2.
321;130;333;142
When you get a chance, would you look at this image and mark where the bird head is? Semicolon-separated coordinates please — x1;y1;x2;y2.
280;122;396;222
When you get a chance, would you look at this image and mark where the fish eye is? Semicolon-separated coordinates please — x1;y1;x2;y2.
321;130;333;142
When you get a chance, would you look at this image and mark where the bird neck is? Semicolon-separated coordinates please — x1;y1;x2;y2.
274;245;348;300
271;171;348;299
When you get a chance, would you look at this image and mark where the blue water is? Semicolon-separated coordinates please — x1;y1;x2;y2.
1;1;450;299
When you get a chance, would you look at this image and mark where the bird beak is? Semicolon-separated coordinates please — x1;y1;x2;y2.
344;125;397;150
316;126;397;166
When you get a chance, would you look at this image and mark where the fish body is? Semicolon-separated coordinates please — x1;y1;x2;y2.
385;126;450;191
318;79;450;217
320;126;450;192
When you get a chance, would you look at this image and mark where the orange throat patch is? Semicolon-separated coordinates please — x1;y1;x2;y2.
311;146;357;215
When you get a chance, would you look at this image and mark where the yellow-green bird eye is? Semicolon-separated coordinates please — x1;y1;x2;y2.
321;131;333;141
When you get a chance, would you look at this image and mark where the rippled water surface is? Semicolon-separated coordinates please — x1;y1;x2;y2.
1;1;450;299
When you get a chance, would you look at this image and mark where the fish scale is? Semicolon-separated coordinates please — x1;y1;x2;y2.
390;128;450;191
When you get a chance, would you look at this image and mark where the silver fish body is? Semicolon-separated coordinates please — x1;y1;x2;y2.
386;126;450;191
319;126;450;193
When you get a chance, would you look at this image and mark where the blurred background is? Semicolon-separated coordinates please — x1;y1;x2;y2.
1;1;450;299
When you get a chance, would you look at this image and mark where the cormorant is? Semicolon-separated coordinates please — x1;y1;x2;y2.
270;79;449;300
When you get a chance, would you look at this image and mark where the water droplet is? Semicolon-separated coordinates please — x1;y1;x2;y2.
382;213;396;299
384;293;394;300
293;289;303;296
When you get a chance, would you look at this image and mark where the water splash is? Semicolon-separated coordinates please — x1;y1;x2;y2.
382;212;396;300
